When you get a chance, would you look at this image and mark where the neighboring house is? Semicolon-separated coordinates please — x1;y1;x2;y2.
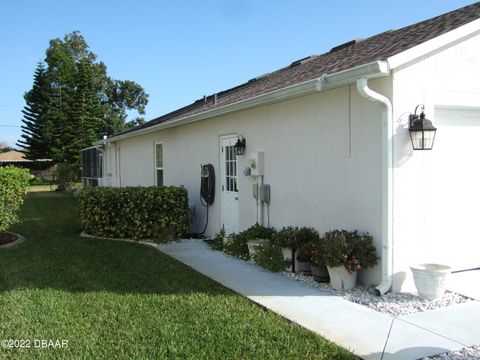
0;150;55;180
88;3;480;293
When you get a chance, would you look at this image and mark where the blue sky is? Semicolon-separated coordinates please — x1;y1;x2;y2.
0;0;475;147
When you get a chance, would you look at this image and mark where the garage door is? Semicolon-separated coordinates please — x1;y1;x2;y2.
424;108;480;271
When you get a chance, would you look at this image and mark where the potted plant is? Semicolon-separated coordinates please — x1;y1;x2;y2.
244;223;276;257
310;239;330;283
294;227;319;275
295;243;313;275
272;226;299;271
322;230;378;290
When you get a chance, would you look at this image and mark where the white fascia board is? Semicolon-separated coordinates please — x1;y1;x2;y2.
81;145;103;151
388;18;480;70
96;60;390;145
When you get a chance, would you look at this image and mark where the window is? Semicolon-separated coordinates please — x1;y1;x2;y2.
155;143;163;186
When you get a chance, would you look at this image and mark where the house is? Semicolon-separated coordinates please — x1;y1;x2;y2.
88;3;480;294
0;150;55;180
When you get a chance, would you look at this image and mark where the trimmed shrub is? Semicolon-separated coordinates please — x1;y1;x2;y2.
0;166;30;232
79;186;189;241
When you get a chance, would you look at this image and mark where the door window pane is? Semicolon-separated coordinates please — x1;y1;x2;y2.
155;143;163;186
224;145;237;193
157;169;163;186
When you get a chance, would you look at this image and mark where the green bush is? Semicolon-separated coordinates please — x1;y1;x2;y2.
0;166;30;232
223;223;276;260
253;244;289;272
56;163;79;191
223;233;250;260
208;228;225;251
79;186;189;241
242;223;276;240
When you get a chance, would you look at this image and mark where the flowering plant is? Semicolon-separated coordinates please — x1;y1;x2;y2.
295;227;319;261
321;230;378;273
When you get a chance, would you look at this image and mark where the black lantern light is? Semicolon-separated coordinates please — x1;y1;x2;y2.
233;135;246;155
409;105;437;150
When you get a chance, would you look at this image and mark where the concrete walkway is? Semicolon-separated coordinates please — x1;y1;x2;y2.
156;240;480;360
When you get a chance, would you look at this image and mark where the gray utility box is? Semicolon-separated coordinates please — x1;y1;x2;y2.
259;184;270;203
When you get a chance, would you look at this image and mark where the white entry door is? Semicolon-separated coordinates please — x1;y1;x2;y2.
221;136;239;235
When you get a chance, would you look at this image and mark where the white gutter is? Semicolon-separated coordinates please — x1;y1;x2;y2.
356;77;393;296
96;60;390;145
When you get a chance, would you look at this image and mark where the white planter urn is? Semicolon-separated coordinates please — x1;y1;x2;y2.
281;247;293;272
247;239;269;256
410;263;451;300
327;265;357;290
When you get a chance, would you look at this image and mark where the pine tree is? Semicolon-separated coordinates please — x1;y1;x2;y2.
17;63;50;159
18;31;149;168
48;83;71;163
67;58;102;164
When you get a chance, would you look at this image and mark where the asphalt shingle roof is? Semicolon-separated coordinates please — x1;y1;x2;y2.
117;2;480;137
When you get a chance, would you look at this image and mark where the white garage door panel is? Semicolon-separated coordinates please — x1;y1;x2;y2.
425;108;480;271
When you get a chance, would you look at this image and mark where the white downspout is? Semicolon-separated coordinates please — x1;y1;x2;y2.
356;77;393;295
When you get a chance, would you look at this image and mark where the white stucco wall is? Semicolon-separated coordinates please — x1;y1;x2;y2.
104;79;390;286
392;32;480;292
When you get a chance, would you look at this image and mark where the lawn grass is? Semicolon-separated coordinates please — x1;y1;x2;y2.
0;192;355;359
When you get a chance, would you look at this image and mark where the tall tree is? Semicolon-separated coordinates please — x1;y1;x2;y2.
17;63;51;159
67;58;102;163
18;31;149;166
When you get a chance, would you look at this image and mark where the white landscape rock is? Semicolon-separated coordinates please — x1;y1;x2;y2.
280;271;471;317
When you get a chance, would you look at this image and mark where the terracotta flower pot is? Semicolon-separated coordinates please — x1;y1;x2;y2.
327;265;357;290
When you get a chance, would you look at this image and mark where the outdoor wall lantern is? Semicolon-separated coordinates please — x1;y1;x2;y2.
234;135;246;155
409;104;437;150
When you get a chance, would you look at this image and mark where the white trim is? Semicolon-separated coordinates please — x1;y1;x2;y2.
154;141;164;186
219;134;239;234
388;18;480;70
95;61;389;145
81;145;103;151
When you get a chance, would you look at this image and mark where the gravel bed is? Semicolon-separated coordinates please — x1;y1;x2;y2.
421;345;480;360
280;271;472;317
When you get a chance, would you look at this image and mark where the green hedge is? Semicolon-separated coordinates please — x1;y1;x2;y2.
79;186;190;241
0;166;30;232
